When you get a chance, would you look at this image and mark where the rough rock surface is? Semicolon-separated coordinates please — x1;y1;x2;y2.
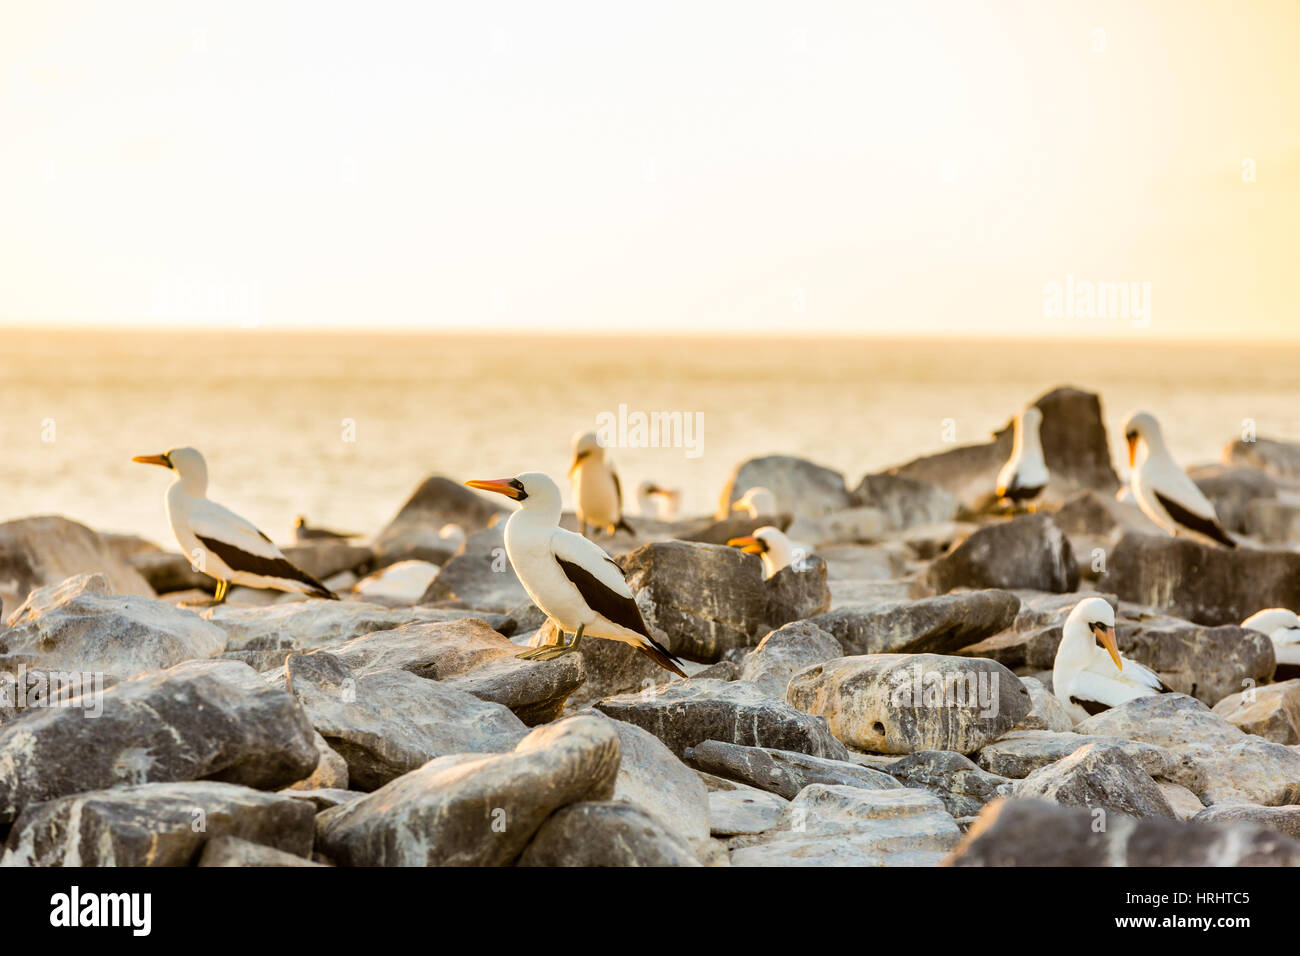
1012;742;1177;819
198;835;324;867
807;590;1020;656
316;715;621;866
1189;464;1278;533
739;620;843;697
373;475;504;567
1;573;227;679
920;515;1078;595
1212;679;1300;744
886;750;1012;817
717;455;853;520
1014;676;1075;732
1192;803;1300;840
709;787;789;836
419;526;528;612
595;679;849;760
1223;436;1300;481
976;730;1180;781
786;653;1030;755
517;801;702;867
851;473;958;531
685;739;900;799
0;515;155;611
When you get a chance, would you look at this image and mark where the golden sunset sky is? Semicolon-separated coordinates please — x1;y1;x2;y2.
1;0;1296;338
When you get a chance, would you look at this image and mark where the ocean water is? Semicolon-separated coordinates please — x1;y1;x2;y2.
2;329;1299;549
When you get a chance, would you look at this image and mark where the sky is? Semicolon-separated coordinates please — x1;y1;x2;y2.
1;0;1297;339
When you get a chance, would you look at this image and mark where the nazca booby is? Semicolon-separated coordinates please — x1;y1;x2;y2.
731;486;777;519
569;431;633;537
294;515;362;543
465;472;685;676
1242;608;1300;678
1123;411;1235;547
996;405;1048;506
727;526;808;579
134;447;337;602
636;480;681;520
1053;597;1169;722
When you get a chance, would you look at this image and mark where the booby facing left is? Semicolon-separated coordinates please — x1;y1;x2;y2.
727;526;808;579
1053;597;1169;723
134;447;337;602
996;405;1048;506
466;472;685;676
569;432;633;537
731;486;777;519
1124;411;1235;548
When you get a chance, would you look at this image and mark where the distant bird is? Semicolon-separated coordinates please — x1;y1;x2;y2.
1242;608;1300;678
294;515;362;543
636;481;681;520
465;472;685;676
1053;597;1169;722
996;405;1048;507
569;431;633;537
727;526;808;579
731;486;777;519
134;447;337;602
1123;411;1236;548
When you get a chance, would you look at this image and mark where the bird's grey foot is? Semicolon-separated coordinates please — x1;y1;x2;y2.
516;624;584;661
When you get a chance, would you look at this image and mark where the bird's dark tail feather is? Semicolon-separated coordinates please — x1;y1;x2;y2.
303;575;339;600
636;636;687;678
615;517;636;536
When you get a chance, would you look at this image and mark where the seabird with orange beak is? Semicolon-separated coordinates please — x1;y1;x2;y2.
133;446;336;602
569;431;634;538
727;525;806;579
465;471;685;676
1052;597;1169;723
1123;410;1235;548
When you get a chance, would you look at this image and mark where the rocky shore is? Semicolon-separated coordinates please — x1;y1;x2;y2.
2;385;1300;866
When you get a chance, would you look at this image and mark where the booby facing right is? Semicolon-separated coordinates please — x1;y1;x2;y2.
1053;597;1169;723
1123;410;1235;548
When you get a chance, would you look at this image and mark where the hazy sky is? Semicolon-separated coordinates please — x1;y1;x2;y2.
2;1;1297;338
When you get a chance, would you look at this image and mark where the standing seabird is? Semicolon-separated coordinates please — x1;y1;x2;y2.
996;406;1048;507
465;472;685;676
294;515;362;543
1123;411;1235;548
731;486;777;519
134;447;337;602
1053;597;1169;722
1242;608;1300;678
569;431;633;537
636;481;680;520
727;526;808;579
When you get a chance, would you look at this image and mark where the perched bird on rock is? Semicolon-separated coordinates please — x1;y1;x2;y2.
731;486;777;519
636;480;681;520
1123;410;1235;547
996;405;1048;508
569;431;633;537
134;447;337;602
465;471;685;676
1242;608;1300;679
727;525;809;579
294;515;362;543
1053;597;1169;723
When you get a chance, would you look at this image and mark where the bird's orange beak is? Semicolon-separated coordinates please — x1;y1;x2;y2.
1126;435;1138;468
727;535;764;554
1092;623;1123;670
133;453;171;469
465;478;523;500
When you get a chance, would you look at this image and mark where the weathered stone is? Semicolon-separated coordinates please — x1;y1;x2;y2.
281;788;362;812
1014;676;1075;732
976;730;1181;781
920;515;1077;595
316;714;620;866
595;679;849;760
1108;532;1300;626
373;475;505;568
286;732;350;791
1192;803;1300;840
1223;436;1300;481
1074;693;1245;748
0;515;156;611
1012;742;1176;818
851;473;959;531
786;654;1030;755
419;526;528;612
1189;464;1278;534
199;835;325;867
785;508;888;547
280;543;373;583
717;455;852;521
0;659;318;822
808;590;1020;656
2;781;315;866
899;522;977;560
685;739;900;799
886;750;1012;817
518;801;702;867
1;573;227;679
129;549;212;594
708;788;789;836
1213;679;1300;744
739;620;843;697
1157;780;1206;821
284;651;526;790
1245;498;1300;546
945;797;1300;866
1113;620;1274;707
619;540;830;662
525;620;671;704
730;784;961;867
353;560;442;606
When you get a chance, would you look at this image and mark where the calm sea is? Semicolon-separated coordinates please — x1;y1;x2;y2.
2;329;1298;548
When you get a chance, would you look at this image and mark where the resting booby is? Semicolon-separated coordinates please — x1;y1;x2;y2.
294;515;362;543
636;481;681;520
1123;411;1235;548
731;486;777;519
1242;608;1300;679
996;406;1048;507
569;432;633;537
1053;597;1169;722
134;447;337;602
465;472;685;676
727;526;808;579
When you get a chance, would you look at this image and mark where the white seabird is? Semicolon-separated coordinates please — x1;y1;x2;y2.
465;472;685;676
1053;597;1168;722
134;447;337;602
636;480;681;520
996;405;1048;507
1123;410;1235;548
1242;608;1300;677
727;526;808;579
731;486;777;519
569;431;633;537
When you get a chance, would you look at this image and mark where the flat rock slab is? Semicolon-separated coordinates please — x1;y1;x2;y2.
1;572;227;679
0;659;318;823
886;750;1012;817
1012;742;1176;819
284;651;527;791
316;715;621;866
1192;803;1300;840
729;784;961;867
1213;679;1300;744
807;590;1020;656
2;781;316;866
595;678;849;761
685;739;900;799
198;835;325;867
976;730;1181;781
945;797;1300;866
517;801;701;867
920;515;1078;596
786;653;1030;755
709;789;789;836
